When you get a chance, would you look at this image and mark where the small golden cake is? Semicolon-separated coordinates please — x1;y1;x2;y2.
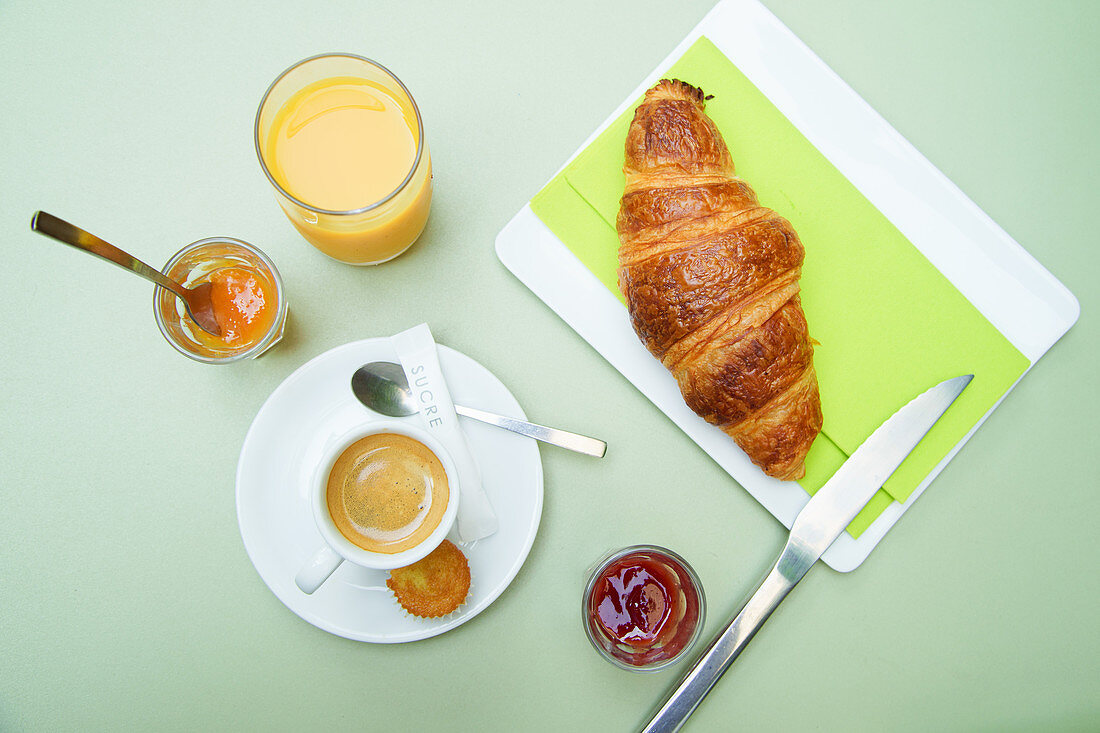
386;540;471;618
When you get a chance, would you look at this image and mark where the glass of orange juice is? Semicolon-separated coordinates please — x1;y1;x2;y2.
254;53;432;265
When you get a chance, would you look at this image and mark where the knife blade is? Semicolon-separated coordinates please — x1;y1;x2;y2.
640;374;974;733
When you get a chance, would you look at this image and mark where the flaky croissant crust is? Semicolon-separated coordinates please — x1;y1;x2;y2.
617;79;822;480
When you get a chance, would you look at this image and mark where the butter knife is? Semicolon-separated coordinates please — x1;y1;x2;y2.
641;374;973;733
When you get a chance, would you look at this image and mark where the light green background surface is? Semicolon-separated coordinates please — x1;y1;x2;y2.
1;1;1096;731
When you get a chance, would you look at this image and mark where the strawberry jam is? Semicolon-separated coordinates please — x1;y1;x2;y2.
583;546;705;670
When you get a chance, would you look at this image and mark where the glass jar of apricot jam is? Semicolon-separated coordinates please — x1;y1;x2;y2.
582;545;706;672
153;237;287;363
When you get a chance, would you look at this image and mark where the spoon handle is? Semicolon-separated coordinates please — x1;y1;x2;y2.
454;404;607;457
31;211;186;298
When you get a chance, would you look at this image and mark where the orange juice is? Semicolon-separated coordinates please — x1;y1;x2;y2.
256;55;432;265
266;77;416;211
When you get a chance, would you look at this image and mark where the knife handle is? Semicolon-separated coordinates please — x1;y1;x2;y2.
640;544;810;733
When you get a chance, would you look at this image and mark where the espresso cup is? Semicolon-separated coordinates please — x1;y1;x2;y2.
295;421;460;594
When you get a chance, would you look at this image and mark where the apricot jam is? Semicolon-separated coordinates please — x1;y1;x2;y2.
206;266;277;348
583;546;705;671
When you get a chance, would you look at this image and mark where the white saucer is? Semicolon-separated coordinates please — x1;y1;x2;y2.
236;338;544;643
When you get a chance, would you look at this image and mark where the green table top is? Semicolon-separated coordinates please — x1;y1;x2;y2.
1;1;1096;730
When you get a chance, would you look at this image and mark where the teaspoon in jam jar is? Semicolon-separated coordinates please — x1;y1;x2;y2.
30;211;222;337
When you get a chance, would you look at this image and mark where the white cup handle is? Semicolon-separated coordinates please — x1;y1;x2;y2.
295;545;344;594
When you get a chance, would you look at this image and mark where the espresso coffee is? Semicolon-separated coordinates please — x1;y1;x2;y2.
325;432;450;554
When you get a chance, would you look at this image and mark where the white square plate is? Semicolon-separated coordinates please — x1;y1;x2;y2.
494;0;1078;571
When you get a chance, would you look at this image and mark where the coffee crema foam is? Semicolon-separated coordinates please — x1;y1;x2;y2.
326;433;449;554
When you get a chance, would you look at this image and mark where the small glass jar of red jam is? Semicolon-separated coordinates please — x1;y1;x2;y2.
153;237;287;364
582;545;706;672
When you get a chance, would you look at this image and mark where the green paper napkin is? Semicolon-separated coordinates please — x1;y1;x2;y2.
531;36;1029;537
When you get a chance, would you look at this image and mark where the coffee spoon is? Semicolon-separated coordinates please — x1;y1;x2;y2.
30;211;222;337
351;361;607;457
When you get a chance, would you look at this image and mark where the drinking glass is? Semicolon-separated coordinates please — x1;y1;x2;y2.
582;545;706;672
153;237;286;363
254;53;432;265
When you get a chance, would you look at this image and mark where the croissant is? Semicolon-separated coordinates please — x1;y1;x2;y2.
616;79;822;480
